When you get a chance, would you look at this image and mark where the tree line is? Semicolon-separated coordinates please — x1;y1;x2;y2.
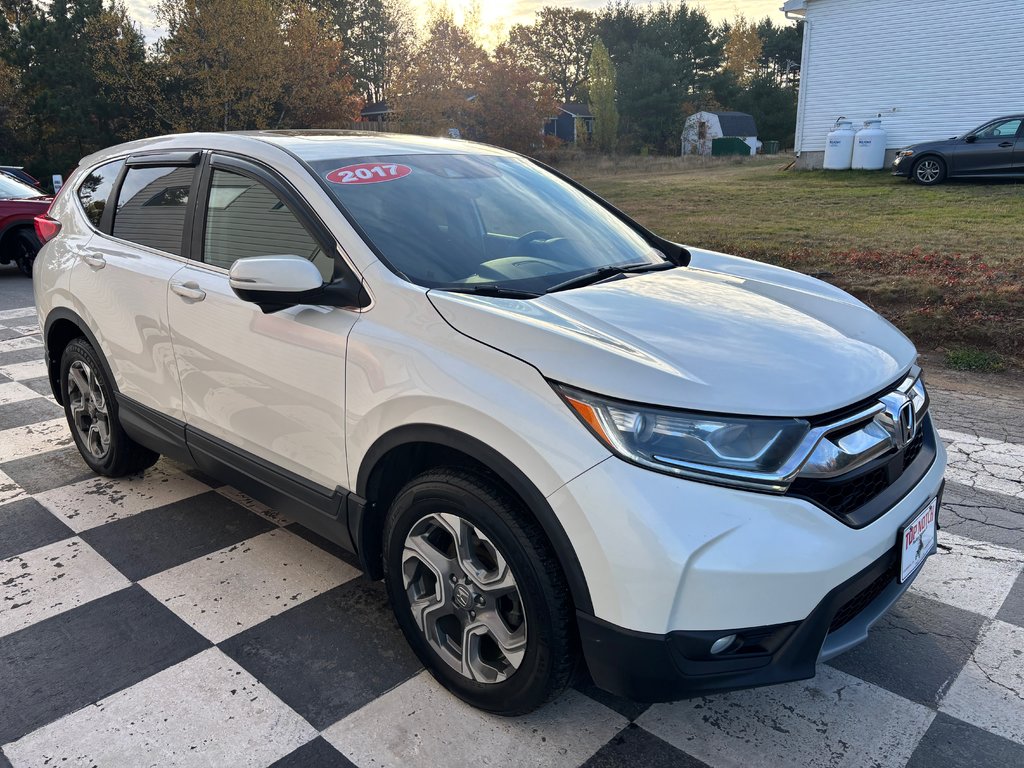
0;0;801;182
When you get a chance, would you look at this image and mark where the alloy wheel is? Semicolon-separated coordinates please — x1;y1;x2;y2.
402;511;528;683
67;360;111;459
916;159;941;184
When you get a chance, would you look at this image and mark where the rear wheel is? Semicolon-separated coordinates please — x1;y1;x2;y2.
912;156;946;186
60;338;159;477
11;229;40;277
383;468;577;715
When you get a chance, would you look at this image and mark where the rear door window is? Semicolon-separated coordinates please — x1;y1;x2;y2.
112;166;195;256
76;159;125;229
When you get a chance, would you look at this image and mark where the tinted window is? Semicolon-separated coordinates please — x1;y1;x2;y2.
309;153;661;292
0;172;45;200
202;169;332;280
76;159;124;227
112;166;194;255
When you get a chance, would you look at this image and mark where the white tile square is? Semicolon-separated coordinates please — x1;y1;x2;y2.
941;429;1024;500
0;468;26;506
0;336;42;354
2;647;318;767
638;665;934;768
9;324;40;336
140;528;358;643
34;465;212;532
0;537;131;637
910;532;1024;617
0;307;36;321
323;671;627;768
0;381;39;407
0;359;48;381
940;620;1024;745
0;418;72;462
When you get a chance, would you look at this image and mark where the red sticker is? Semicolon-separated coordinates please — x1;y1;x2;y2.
326;163;412;185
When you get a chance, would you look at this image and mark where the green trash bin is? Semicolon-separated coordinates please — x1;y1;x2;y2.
711;137;752;157
762;140;781;155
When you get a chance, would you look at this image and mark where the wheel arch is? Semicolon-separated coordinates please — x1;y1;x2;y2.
353;424;594;614
0;219;38;257
43;307;115;406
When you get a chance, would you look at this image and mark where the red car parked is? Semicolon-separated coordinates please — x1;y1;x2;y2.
0;171;52;276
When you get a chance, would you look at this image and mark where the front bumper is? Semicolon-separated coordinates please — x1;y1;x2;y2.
577;495;940;701
547;417;947;700
892;154;914;177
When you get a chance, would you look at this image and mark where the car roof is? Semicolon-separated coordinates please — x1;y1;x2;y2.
79;130;515;169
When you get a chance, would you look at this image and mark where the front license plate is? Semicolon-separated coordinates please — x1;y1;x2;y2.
900;497;938;583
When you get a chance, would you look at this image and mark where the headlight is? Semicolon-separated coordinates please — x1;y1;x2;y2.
556;385;811;491
897;149;915;158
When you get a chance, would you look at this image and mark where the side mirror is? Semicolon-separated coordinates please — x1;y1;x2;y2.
229;255;365;313
964;135;977;144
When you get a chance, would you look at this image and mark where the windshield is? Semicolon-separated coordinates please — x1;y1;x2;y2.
308;153;664;293
0;172;44;200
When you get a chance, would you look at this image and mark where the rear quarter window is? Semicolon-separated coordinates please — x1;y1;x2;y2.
76;158;125;229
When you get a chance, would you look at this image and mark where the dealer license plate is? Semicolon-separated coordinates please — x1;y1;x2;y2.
900;497;938;583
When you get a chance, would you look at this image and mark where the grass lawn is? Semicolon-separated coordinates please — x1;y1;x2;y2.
557;156;1024;369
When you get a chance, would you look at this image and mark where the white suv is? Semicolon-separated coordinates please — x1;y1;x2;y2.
33;132;946;714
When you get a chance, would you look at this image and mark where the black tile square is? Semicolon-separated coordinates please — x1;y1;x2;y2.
1;446;94;495
0;327;19;341
18;376;54;398
827;591;986;707
583;724;710;768
220;578;422;730
940;481;1024;552
907;711;1024;768
269;737;357;768
0;497;75;560
80;490;274;581
996;569;1024;629
0;585;210;744
575;672;651;722
0;396;63;429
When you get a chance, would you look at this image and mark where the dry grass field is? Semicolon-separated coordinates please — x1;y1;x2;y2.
555;155;1024;370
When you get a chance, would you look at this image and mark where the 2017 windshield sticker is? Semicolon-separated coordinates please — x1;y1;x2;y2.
326;163;412;185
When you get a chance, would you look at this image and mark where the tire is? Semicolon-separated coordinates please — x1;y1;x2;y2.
383;468;578;715
912;156;946;186
11;229;40;277
60;338;159;477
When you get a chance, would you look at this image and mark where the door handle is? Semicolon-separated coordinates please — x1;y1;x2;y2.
81;254;105;269
171;281;206;301
999;141;1014;148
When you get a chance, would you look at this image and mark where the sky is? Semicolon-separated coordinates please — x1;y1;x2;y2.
126;0;789;46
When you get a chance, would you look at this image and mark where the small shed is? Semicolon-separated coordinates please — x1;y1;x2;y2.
682;111;760;156
544;103;595;144
360;102;392;123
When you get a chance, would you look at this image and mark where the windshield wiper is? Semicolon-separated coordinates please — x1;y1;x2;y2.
441;285;541;299
545;261;675;294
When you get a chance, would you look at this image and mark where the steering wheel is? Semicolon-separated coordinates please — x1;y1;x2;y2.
514;230;555;250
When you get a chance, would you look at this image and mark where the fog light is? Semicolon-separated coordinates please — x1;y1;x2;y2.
710;634;737;655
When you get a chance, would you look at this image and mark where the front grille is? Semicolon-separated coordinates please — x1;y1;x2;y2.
828;559;899;633
787;412;934;528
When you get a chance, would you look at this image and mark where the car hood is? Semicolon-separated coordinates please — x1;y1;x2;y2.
905;139;955;153
428;249;917;417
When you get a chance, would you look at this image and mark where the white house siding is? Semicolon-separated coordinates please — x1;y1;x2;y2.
793;0;1024;168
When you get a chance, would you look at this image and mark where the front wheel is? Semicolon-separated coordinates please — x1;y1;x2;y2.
383;468;578;715
912;156;946;186
60;338;160;477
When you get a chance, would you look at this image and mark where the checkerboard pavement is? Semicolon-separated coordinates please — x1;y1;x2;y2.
2;298;1024;767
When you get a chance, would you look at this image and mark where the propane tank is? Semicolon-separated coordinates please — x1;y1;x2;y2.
852;119;888;170
824;119;856;170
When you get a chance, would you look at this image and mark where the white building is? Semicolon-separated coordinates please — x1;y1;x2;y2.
784;0;1024;169
681;111;760;156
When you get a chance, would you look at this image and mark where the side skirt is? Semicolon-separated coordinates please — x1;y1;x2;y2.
117;396;358;554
